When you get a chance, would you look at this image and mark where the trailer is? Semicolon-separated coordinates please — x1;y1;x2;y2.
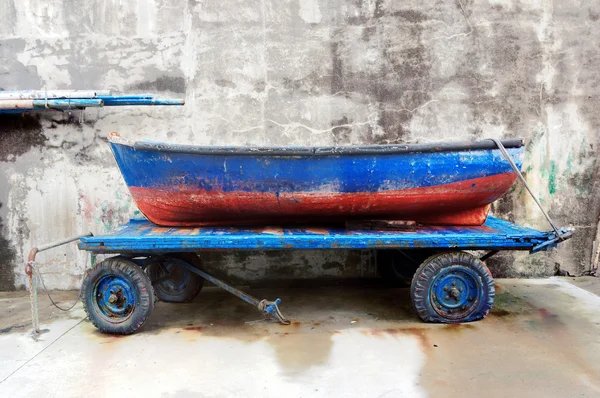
20;215;570;335
22;137;573;335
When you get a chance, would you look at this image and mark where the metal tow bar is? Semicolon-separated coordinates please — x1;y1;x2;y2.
173;258;291;325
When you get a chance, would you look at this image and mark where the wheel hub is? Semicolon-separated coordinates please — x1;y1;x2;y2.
430;265;480;320
93;275;136;322
155;260;191;295
449;287;460;300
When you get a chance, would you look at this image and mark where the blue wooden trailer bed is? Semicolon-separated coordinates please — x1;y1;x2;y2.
68;216;571;334
78;216;566;253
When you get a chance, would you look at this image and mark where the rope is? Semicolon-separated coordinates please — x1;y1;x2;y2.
257;299;290;325
34;266;81;311
257;299;270;313
31;253;89;312
489;138;565;240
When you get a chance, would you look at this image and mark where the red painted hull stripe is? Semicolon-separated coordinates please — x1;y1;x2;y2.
128;172;517;226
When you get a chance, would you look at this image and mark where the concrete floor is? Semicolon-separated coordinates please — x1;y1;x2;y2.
1;277;599;397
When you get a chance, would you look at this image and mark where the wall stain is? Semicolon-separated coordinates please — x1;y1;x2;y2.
0;114;45;161
373;23;431;143
463;20;543;136
130;76;186;94
215;79;237;89
548;160;557;195
0;114;46;290
330;41;344;94
0;203;16;291
392;10;428;22
331;116;352;145
330;4;432;144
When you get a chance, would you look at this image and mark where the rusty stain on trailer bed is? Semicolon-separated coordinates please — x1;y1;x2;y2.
259;227;284;235
303;228;330;235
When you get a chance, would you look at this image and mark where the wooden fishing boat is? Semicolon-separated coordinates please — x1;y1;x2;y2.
108;133;525;227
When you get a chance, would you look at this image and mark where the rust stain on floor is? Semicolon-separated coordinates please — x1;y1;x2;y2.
5;279;600;397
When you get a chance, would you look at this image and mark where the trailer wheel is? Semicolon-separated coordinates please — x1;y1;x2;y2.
82;256;154;335
410;252;494;323
147;253;204;303
377;249;436;287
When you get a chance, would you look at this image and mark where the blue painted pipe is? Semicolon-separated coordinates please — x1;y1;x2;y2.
32;99;104;108
0;93;184;115
97;95;154;100
100;98;185;106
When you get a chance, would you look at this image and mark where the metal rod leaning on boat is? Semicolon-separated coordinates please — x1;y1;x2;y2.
488;137;565;240
25;232;93;337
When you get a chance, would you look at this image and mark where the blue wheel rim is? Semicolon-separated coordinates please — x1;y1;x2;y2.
430;265;481;320
155;259;191;295
93;275;136;323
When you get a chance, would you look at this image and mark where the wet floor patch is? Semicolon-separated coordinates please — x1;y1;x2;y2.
0;324;25;334
2;280;600;397
0;291;81;334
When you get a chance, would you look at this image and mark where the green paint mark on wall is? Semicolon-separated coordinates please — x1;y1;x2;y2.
548;161;557;195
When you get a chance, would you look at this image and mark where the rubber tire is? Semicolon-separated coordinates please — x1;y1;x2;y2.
82;256;154;335
147;253;204;303
377;249;436;287
410;251;495;323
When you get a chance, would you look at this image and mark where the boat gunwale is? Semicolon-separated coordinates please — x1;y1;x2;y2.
108;133;525;157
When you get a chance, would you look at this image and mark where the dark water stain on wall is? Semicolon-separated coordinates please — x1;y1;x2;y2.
331;116;352;145
0;39;42;90
471;22;543;136
0;114;46;161
329;5;432;144
0;203;15;290
0;113;45;217
330;41;344;94
130;76;186;94
0;113;46;290
200;250;362;285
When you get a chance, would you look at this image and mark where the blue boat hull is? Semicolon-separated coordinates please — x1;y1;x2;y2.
108;134;525;226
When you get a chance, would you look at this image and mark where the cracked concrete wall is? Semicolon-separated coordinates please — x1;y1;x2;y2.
0;0;599;290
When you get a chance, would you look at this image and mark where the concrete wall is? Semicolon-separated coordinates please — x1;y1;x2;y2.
0;0;599;290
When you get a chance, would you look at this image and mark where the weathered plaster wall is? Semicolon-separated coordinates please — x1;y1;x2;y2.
0;0;599;290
